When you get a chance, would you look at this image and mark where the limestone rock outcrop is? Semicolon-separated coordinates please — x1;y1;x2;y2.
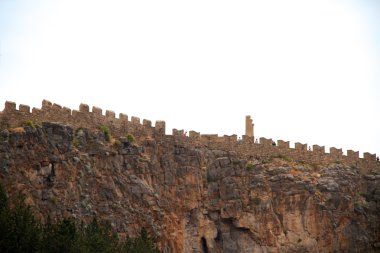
0;122;379;252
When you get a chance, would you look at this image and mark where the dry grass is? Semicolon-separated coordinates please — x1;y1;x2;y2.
11;127;25;133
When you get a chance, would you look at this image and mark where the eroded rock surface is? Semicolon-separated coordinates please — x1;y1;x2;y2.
0;123;379;253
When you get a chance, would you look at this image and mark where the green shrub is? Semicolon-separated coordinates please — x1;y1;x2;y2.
101;126;111;142
276;154;292;162
0;187;42;252
42;217;78;253
72;137;80;147
246;162;255;171
75;128;84;135
138;156;149;163
113;139;121;147
73;128;84;147
124;228;161;253
0;184;162;253
127;134;135;143
82;217;119;253
24;120;35;129
250;196;261;206
261;156;273;164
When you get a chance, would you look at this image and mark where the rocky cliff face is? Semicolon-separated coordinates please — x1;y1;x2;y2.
0;122;379;253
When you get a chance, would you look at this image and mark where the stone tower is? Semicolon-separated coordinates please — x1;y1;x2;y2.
245;115;254;138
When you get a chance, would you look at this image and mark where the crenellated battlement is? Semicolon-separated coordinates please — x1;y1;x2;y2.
0;100;165;139
181;132;379;173
1;100;379;173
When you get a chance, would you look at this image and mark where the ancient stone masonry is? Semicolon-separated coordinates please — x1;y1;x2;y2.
178;125;379;173
187;133;379;173
1;100;380;253
0;100;166;140
1;100;379;173
245;115;254;138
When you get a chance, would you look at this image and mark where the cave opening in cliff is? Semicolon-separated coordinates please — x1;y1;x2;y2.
201;237;209;253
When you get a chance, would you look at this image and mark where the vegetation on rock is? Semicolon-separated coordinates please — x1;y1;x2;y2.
126;134;135;143
0;185;161;253
101;126;111;142
23;120;36;129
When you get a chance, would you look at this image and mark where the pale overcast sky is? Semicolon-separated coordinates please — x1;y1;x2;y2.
0;0;379;157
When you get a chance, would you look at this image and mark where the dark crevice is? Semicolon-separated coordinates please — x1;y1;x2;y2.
201;237;208;253
51;163;55;176
215;228;222;242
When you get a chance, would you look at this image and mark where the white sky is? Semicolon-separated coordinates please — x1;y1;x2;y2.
0;0;379;157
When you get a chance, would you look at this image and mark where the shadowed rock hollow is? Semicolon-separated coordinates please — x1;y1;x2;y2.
0;122;379;253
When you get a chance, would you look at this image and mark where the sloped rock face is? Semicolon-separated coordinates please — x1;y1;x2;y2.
0;123;379;253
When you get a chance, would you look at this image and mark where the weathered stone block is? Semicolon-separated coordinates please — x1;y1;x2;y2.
32;107;41;113
347;150;359;160
106;110;115;118
295;142;307;151
79;103;89;113
131;116;140;125
143;119;151;127
92;106;102;115
119;113;128;121
363;152;376;161
260;137;272;146
330;147;343;157
155;121;165;135
4;101;16;111
52;103;62;111
62;107;71;115
19;104;30;113
278;140;289;149
313;145;325;153
42;99;52;109
189;130;200;139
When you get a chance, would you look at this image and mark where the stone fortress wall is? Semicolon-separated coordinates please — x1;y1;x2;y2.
0;100;166;139
1;100;379;172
